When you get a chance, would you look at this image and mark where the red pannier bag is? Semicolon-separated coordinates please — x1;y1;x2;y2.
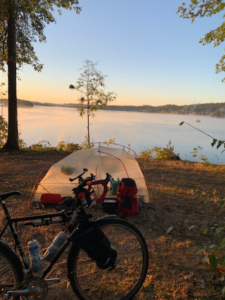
119;196;139;216
117;178;138;198
40;193;62;205
117;178;139;216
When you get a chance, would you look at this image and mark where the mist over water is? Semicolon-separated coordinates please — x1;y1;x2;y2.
2;106;225;164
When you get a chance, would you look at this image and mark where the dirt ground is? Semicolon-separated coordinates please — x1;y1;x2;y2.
0;150;225;299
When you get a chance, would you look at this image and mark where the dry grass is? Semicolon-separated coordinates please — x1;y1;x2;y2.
1;151;225;299
137;158;225;300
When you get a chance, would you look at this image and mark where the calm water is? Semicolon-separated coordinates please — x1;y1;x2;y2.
2;106;225;164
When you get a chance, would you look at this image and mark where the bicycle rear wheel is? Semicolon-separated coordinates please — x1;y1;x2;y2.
68;218;149;300
0;241;23;300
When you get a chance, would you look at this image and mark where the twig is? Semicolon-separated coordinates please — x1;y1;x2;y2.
179;121;215;140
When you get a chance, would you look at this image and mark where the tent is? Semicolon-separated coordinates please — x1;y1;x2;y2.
32;145;150;203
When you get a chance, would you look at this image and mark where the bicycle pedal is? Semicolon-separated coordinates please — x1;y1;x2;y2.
45;278;61;284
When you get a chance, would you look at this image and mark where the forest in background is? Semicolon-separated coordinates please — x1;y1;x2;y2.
2;99;225;118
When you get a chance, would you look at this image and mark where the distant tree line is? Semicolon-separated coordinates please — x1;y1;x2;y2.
138;103;225;118
6;100;225;118
1;99;33;107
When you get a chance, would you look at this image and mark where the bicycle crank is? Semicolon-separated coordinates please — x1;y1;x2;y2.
5;277;48;300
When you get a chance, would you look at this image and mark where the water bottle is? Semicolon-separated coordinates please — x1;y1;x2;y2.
41;231;67;263
28;238;42;274
81;197;88;209
111;178;120;195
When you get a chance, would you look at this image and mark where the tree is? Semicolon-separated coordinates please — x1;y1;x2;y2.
177;0;225;82
0;0;81;150
69;60;116;147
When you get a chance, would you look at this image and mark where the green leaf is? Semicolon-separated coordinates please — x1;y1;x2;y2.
215;227;224;237
203;228;209;235
209;254;218;270
214;245;221;254
194;246;205;254
201;254;209;264
217;140;224;149
212;227;224;241
165;226;173;235
220;256;225;266
220;238;225;249
208;244;217;249
219;199;225;207
189;225;198;230
211;139;217;147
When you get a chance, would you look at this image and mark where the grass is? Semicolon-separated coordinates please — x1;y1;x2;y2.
138;158;225;299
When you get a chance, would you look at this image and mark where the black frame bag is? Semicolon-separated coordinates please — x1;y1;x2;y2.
79;225;117;269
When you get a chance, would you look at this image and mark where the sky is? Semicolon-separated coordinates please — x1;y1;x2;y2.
1;0;225;106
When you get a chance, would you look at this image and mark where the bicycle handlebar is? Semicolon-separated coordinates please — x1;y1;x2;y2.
0;191;21;201
86;173;112;204
70;170;112;204
69;168;88;182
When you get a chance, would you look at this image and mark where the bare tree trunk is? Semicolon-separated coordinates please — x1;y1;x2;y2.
3;0;19;150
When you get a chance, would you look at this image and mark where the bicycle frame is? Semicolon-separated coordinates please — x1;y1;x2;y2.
0;199;115;281
0;170;113;283
0;200;75;279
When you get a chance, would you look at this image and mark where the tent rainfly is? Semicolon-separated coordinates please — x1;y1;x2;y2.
32;145;150;203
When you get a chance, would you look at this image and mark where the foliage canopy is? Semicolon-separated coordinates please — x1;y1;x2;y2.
177;0;225;82
0;0;81;72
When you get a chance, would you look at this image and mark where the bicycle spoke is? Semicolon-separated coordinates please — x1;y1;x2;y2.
68;219;148;300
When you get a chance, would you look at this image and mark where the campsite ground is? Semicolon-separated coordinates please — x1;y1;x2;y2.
0;150;225;299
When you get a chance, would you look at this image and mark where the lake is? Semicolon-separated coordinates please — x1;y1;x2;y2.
2;105;225;164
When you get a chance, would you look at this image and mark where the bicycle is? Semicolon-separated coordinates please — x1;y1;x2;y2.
0;169;149;300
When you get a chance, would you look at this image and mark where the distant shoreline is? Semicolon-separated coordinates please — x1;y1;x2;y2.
2;99;225;118
31;101;225;118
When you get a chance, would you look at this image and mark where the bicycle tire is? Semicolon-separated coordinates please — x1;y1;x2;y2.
0;240;23;300
67;218;149;300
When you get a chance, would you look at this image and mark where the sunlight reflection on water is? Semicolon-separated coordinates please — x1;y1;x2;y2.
2;106;225;164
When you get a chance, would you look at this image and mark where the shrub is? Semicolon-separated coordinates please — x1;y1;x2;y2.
139;149;153;159
139;141;178;160
57;141;81;152
0;116;8;147
191;146;210;166
29;140;53;151
0;116;26;148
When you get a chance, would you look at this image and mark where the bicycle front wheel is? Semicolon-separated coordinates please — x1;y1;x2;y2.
0;241;23;299
68;218;149;300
